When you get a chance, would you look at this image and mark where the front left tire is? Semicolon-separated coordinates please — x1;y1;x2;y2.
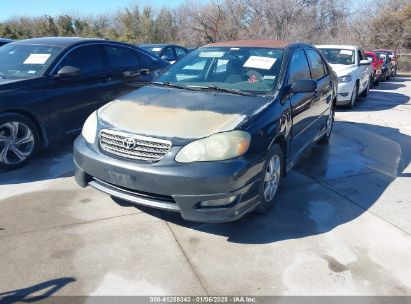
256;144;284;214
0;113;40;170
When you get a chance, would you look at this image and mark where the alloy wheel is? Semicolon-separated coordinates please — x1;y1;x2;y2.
263;154;281;201
0;122;35;165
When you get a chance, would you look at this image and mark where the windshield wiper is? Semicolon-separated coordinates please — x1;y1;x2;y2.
188;85;255;96
152;81;199;91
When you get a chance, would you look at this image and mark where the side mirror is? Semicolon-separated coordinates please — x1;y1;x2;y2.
288;79;317;93
56;66;81;78
359;59;371;65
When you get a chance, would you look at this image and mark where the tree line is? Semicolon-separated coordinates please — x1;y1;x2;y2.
1;0;410;52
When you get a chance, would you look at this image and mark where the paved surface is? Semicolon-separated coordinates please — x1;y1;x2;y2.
1;76;411;297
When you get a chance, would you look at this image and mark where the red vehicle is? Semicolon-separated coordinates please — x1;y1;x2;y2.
373;49;398;76
365;51;383;86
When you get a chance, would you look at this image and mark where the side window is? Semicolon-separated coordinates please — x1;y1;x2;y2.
175;47;187;59
162;47;175;61
358;50;366;62
306;49;326;80
58;45;104;74
138;50;156;68
105;45;140;69
288;49;311;84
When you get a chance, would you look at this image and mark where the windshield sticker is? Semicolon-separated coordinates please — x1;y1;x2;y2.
24;54;51;64
243;56;276;70
152;47;162;52
340;50;352;55
263;75;276;80
199;51;225;58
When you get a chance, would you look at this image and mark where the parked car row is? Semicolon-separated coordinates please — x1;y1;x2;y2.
0;36;399;223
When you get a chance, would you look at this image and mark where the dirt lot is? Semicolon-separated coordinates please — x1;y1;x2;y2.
0;76;410;297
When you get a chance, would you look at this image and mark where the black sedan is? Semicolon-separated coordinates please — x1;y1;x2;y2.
139;44;190;63
0;38;14;47
0;37;169;169
74;40;337;222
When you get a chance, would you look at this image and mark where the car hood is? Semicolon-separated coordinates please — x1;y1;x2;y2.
98;85;270;140
329;64;357;76
0;77;35;93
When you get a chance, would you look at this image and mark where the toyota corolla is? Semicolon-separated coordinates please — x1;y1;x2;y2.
74;40;337;223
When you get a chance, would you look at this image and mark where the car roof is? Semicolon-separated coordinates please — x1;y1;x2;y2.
204;40;296;49
12;37;112;48
140;44;167;48
373;49;394;52
316;45;358;50
0;38;14;43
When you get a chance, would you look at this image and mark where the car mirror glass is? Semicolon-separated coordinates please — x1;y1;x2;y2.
57;66;81;78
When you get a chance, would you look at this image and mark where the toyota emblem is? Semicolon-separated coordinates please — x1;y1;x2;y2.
123;137;136;150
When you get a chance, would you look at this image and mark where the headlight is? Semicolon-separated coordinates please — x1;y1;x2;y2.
175;131;251;163
337;75;352;83
81;111;97;144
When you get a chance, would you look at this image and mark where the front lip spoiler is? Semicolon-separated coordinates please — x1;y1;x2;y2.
89;178;180;212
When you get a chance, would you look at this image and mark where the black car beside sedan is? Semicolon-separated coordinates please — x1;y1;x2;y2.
74;40;337;223
0;37;169;169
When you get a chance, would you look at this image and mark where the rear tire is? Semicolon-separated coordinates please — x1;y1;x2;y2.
360;80;370;97
374;77;380;86
256;144;284;214
319;105;334;144
0;113;40;170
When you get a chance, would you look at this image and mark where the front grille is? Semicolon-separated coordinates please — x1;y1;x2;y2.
99;129;172;161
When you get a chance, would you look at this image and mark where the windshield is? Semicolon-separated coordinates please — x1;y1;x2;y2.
0;44;62;79
141;46;163;56
375;52;388;61
155;47;284;95
319;48;355;65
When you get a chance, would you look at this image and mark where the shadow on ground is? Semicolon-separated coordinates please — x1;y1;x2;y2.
0;277;75;303
337;84;410;112
113;121;411;244
0;139;75;185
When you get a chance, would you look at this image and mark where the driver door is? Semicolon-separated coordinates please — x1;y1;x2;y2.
45;44;117;138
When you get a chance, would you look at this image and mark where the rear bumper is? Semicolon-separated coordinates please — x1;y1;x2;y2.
73;136;264;223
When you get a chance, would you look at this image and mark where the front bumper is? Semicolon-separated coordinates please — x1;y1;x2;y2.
336;80;355;106
73;136;264;223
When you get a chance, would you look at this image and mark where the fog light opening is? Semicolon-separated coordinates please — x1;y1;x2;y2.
199;195;238;208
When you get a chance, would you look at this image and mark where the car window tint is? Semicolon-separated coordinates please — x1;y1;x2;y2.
105;45;140;69
289;49;311;84
175;47;187;58
58;45;104;74
306;49;326;80
162;47;175;60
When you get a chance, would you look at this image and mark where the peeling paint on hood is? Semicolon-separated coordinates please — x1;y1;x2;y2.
98;85;269;140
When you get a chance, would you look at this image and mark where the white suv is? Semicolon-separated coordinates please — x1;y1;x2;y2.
316;45;372;108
